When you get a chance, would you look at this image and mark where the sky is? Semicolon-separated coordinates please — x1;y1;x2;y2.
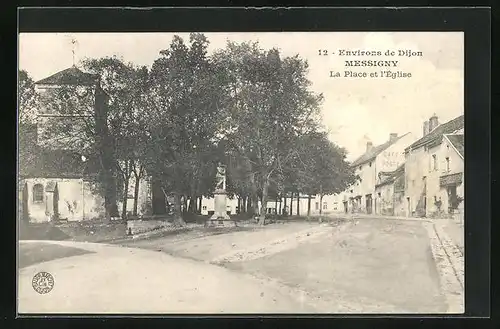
19;32;464;161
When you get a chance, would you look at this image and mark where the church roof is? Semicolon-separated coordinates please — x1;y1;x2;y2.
35;66;99;86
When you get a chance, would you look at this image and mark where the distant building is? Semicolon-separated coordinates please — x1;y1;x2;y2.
344;132;416;214
374;164;405;216
404;114;464;218
199;196;238;216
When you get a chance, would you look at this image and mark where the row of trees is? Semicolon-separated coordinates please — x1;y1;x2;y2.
18;33;357;225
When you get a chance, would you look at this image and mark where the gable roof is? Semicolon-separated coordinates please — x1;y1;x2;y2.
35;66;99;86
445;134;464;158
351;133;410;168
406;115;464;151
375;164;405;188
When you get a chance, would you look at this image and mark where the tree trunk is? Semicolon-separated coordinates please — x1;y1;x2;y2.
319;194;324;216
248;168;259;218
253;194;260;218
182;196;188;214
307;194;312;218
121;173;130;220
319;184;324;222
258;179;269;225
95;89;118;221
274;197;278;215
296;192;300;217
173;192;186;226
283;193;287;216
188;195;196;213
132;174;141;216
198;196;202;214
279;197;282;215
247;197;252;216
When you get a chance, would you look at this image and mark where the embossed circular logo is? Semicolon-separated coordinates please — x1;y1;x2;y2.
32;271;54;294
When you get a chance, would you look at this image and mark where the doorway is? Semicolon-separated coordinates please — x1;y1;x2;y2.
343;201;348;214
366;194;373;214
447;185;458;213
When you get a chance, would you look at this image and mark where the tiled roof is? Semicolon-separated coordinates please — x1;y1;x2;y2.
406;115;464;151
375;164;405;188
440;172;463;187
351;133;410;167
35;66;98;86
446;134;464;158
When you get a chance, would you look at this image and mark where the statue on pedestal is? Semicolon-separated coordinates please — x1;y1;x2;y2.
206;163;236;228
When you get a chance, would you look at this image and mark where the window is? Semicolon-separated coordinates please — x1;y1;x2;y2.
446;157;450;172
32;184;44;203
432;154;438;171
323;202;328;210
369;162;372;167
202;206;207;210
315;202;319;210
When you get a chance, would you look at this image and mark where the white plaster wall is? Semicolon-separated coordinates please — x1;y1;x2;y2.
404;146;428;216
23;178;105;223
425;138;464;216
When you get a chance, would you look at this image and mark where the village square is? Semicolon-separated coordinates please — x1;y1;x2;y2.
18;32;464;314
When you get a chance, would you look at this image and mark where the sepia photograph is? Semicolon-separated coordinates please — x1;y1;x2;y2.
18;30;465;314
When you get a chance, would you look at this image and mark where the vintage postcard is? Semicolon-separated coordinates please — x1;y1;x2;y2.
18;30;465;314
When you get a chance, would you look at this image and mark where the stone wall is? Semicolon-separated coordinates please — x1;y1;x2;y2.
126;219;173;235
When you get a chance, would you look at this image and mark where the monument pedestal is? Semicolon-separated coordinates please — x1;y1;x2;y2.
205;190;237;228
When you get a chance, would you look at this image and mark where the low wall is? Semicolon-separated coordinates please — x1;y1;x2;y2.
126;219;173;235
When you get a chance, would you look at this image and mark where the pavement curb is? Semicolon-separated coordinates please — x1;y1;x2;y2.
423;222;464;314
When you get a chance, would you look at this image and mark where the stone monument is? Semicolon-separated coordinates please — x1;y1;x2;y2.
206;163;237;228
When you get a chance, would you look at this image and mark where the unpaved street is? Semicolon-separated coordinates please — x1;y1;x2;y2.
116;217;455;313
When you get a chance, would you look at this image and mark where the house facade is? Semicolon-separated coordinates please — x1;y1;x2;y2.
374;164;406;216
404;114;464;218
343;132;415;214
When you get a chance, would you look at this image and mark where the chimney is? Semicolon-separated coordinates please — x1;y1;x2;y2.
423;121;429;136
366;141;373;152
389;133;398;141
429;114;439;132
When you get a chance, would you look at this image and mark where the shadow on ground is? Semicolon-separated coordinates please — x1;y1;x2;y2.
19;242;94;268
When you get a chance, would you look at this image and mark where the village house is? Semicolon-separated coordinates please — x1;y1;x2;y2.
374;164;406;216
404;114;464;219
343;132;415;214
19;66;153;223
